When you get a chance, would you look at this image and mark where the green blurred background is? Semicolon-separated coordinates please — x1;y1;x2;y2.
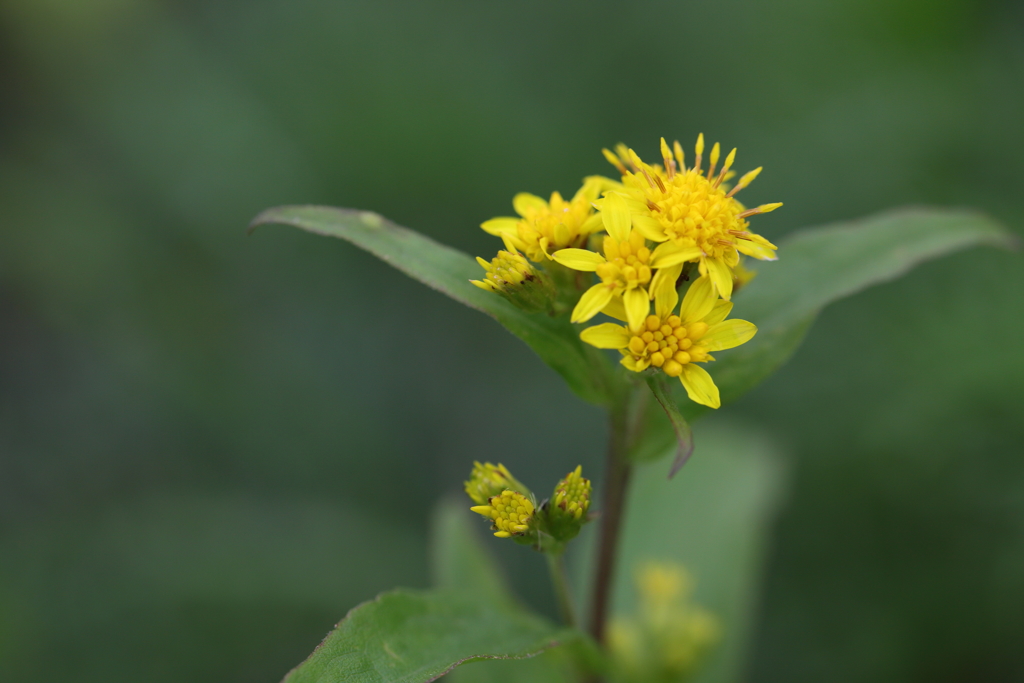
2;0;1023;681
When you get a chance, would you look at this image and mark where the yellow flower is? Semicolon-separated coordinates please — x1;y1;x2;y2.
464;461;531;505
578;275;756;409
480;175;619;263
470;489;536;538
605;135;781;301
608;562;721;683
551;193;653;330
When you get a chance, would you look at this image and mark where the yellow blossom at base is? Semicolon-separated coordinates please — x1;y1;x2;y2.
605;135;781;301
608;562;721;683
480;176;620;263
471;489;536;538
579;276;756;409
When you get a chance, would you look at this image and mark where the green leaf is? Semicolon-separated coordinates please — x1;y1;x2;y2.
713;206;1015;404
281;589;574;683
614;423;787;683
250;205;617;405
632;206;1015;464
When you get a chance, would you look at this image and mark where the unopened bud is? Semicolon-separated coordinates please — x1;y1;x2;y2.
464;461;530;505
470;249;554;313
546;465;592;542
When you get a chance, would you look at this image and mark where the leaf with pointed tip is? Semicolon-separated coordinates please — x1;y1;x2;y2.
281;589;574;683
250;205;618;405
630;206;1016;462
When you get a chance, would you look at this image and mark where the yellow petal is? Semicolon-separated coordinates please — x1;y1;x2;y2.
650;242;702;269
702;319;757;351
602;294;628;321
653;269;680;320
623;287;650;332
679;275;717;324
580;322;630;349
579;213;604;235
553;221;570;247
577;175;621;201
499;234;522;253
632;214;668;242
481;217;518;236
650;262;682;302
512;192;548;217
620;355;649;372
600;192;632;242
571;283;615;323
735;239;779;261
551;248;606;271
745;232;778;249
704;256;734;301
679;364;721;409
704;300;733;325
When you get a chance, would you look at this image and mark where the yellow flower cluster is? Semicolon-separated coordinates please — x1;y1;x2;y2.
466;463;592;544
608;562;721;683
473;135;780;409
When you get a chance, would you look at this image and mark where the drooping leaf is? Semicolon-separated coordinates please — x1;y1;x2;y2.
613;423;787;683
250;205;617;405
631;206;1015;462
645;377;693;477
281;589;574;683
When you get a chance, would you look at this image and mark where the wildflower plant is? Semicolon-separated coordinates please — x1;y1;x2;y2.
251;134;1013;683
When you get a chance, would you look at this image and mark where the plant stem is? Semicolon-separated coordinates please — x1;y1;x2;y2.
546;551;577;628
589;403;632;645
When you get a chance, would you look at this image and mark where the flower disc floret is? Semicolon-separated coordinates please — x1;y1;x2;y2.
471;489;536;538
606;135;782;300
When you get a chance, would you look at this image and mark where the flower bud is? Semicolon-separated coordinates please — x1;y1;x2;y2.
470;249;554;313
546;465;592;542
464;461;530;505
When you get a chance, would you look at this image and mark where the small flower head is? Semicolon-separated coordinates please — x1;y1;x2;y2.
471;489;536;539
605;135;781;300
579;276;757;409
464;461;530;505
608;562;721;683
546;465;592;542
480;176;618;262
551;192;655;330
470;249;554;312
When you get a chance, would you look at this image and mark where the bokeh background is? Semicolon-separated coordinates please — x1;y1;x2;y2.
2;0;1023;681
